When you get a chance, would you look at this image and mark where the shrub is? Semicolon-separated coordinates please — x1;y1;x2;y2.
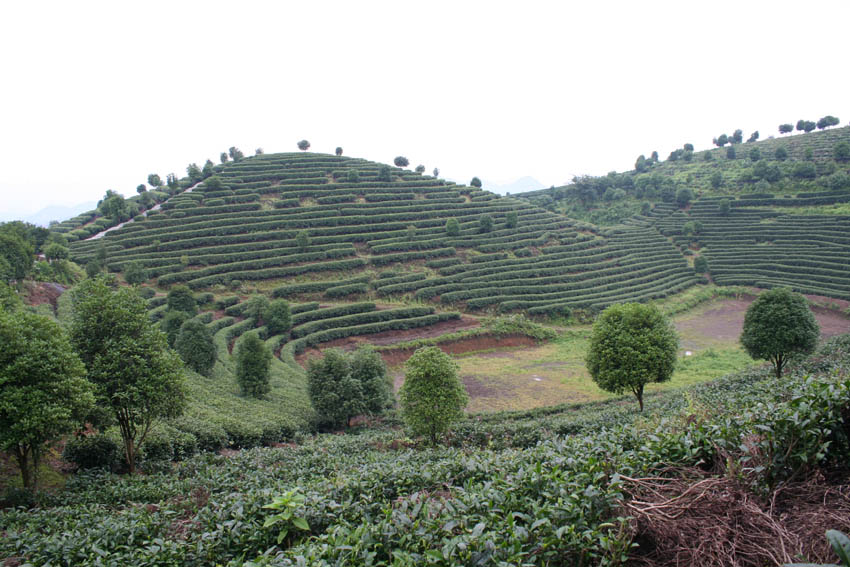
479;214;493;233
726;146;736;159
399;346;468;443
445;217;460;237
693;256;708;274
63;434;121;471
265;299;292;335
834;142;850;162
676;188;693;208
174;319;216;377
160;310;191;348
167;285;197;315
774;146;788;161
235;332;271;398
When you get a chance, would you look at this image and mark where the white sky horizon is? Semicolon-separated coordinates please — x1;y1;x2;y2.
2;1;848;219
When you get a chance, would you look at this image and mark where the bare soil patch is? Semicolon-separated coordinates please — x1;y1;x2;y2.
23;282;65;311
295;316;481;365
675;297;850;351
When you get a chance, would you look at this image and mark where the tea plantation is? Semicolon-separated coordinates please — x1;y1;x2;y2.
2;336;848;566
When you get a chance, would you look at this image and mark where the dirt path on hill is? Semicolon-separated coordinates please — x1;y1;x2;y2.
85;181;201;241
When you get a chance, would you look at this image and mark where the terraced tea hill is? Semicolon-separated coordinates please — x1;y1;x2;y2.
655;199;850;299
66;152;697;316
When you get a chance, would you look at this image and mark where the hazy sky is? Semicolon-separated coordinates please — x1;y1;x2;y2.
1;1;848;218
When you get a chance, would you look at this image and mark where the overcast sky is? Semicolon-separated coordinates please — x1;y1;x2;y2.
1;1;848;219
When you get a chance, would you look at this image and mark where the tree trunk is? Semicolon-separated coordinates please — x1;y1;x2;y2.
635;385;644;412
15;445;31;489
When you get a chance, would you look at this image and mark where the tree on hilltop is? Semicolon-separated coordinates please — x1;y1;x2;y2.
747;131;759;143
731;129;743;144
220;152;228;164
470;177;482;188
740;288;819;379
228;147;244;161
586;302;678;411
432;167;440;178
297;140;311;151
202;160;215;178
255;148;264;155
778;124;793;135
0;310;94;489
136;184;147;194
415;165;425;174
394;156;409;168
817;115;840;130
147;174;162;187
335;147;343;156
713;134;728;147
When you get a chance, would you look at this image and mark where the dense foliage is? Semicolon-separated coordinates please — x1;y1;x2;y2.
740;287;820;378
586;302;678;411
399;346;469;443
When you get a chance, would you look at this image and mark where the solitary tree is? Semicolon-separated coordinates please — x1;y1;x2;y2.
479;214;493;233
44;242;70;262
347;169;360;183
307;348;364;429
167;285;197;316
399;346;468;443
693;255;708;274
394;156;409;167
718;198;731;215
245;294;270;327
778;123;793;135
470;177;482;188
349;345;393;414
160;310;191;348
0;310;94;489
676;188;693;208
432;167;440;178
255;148;264;155
187;163;202;183
726;145;736;159
377;165;392;182
220;152;229;164
174;319;216;377
506;210;518;228
123;261;147;285
747;131;759;143
264;299;292;335
297;140;310;151
731;129;743;144
445;217;460;237
235;332;271;398
100;190;128;221
70;279;185;474
296;230;310;250
228;147;244;161
740;288;819;379
817;115;840;130
585;303;678;411
749;147;761;162
415;164;425;174
775;146;788;161
335;147;343;156
713;134;728;147
136;184;147;194
147;174;162;187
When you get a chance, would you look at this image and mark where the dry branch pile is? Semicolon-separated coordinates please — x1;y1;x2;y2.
622;468;850;567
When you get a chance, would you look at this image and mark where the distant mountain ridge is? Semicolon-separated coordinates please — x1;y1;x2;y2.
0;202;97;226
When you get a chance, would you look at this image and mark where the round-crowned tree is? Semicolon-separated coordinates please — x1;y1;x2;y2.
160;309;191;348
307;348;363;430
693;255;708;274
335;147;343;156
349;345;393;414
479;214;493;233
123;261;148;285
394;156;409;168
174;319;216;377
445;217;460;237
415;164;425;174
586;303;678;411
740;288;819;379
297;140;310;151
235;332;272;398
399;346;468;444
470;177;482;188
